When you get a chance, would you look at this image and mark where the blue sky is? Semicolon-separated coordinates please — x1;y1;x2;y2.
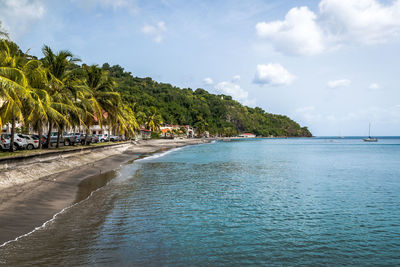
1;0;399;136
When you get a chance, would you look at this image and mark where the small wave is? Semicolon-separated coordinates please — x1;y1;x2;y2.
0;183;106;248
1;142;211;248
136;146;184;162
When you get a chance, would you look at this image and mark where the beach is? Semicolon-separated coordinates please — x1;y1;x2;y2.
0;138;212;245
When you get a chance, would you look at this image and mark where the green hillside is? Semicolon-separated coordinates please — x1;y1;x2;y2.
103;64;312;137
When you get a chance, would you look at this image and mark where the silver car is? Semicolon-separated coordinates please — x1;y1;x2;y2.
97;134;109;142
2;134;27;150
0;134;11;151
18;134;39;150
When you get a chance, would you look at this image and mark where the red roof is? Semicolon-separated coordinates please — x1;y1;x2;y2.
140;128;152;132
94;112;108;121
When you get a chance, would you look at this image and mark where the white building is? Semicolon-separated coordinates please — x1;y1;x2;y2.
238;133;256;138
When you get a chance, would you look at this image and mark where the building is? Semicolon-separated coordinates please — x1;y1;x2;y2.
137;128;152;140
238;133;256;138
160;124;195;138
89;124;111;135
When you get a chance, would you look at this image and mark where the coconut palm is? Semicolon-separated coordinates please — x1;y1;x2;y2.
80;64;122;144
0;40;30;151
146;107;163;132
41;45;80;148
115;104;139;139
22;59;69;148
135;110;147;129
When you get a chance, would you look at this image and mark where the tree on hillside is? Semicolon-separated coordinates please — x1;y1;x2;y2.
146;107;163;132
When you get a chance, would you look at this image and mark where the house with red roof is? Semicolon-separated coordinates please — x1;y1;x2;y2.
238;133;256;138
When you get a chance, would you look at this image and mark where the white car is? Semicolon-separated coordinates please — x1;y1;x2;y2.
2;133;28;150
97;134;109;142
18;134;39;150
0;134;11;151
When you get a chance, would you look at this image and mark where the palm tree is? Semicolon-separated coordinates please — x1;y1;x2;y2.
22;59;69;148
136;111;146;127
0;40;30;151
41;45;80;148
146;107;163;132
115;104;139;139
80;64;121;144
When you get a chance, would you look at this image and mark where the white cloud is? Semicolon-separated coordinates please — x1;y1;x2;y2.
319;0;400;45
215;81;255;106
368;83;381;90
0;0;46;39
141;21;167;43
253;63;295;86
256;0;400;56
232;75;241;82
70;0;138;13
327;79;351;89
203;77;214;85
256;6;326;56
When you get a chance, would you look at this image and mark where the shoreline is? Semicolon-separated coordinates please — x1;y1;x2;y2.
0;138;212;246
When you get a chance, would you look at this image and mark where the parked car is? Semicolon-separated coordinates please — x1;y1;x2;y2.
18;134;39;150
43;132;64;148
109;135;120;142
63;133;80;146
91;134;99;143
97;134;109;142
79;134;93;145
0;134;11;151
1;133;27;150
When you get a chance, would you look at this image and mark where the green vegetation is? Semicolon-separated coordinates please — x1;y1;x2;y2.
102;63;312;137
0;37;311;153
0;39;140;152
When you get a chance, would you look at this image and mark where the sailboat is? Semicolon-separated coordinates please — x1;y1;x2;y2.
363;123;378;142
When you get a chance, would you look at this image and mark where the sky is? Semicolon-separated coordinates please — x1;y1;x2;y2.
0;0;399;136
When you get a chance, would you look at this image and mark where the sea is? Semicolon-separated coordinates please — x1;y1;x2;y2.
1;137;400;266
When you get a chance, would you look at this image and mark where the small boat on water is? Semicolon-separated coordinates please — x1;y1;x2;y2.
363;123;378;142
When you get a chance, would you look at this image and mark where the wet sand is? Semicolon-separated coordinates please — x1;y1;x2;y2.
0;139;211;245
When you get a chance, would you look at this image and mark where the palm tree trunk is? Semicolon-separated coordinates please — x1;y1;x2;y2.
47;120;53;148
56;128;61;148
9;114;15;152
84;128;89;145
38;123;43;149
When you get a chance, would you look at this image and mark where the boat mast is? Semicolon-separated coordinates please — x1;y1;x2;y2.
369;123;371;138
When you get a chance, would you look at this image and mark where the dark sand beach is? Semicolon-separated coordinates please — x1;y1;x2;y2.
0;139;211;245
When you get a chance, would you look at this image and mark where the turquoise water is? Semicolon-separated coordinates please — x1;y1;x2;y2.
1;138;400;265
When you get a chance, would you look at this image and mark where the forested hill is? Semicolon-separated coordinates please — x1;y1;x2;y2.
102;63;312;137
